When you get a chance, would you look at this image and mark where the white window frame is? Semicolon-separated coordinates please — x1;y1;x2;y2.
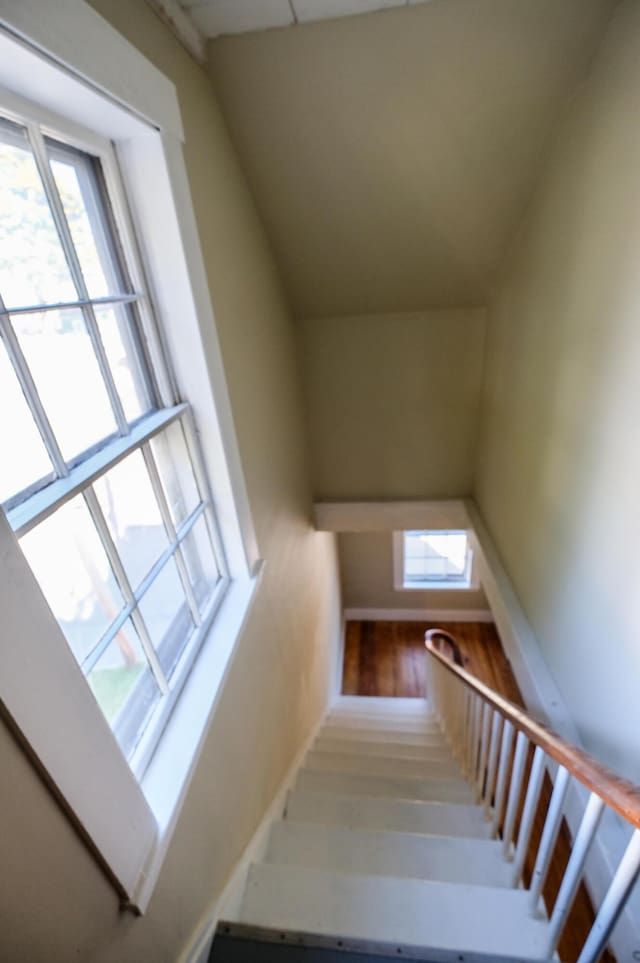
1;92;233;777
0;3;261;914
393;529;479;591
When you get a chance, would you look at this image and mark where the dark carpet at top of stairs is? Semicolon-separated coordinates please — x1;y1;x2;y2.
208;934;528;963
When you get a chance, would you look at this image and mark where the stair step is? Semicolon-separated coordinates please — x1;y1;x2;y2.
238;864;548;959
331;696;431;713
305;750;460;781
314;736;452;761
325;715;440;735
296;768;474;804
266;821;512;887
285;790;492;838
210;929;530;963
320;725;446;748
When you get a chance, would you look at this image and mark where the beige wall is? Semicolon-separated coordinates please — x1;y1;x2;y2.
339;532;487;612
208;0;614;319
475;0;640;782
0;3;341;961
299;310;486;500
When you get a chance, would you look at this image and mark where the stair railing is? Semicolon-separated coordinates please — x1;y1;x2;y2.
425;628;640;963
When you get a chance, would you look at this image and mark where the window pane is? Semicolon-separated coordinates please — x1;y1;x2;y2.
48;147;123;299
0;119;76;308
20;495;125;664
150;420;200;528
95;304;152;423
0;335;53;504
12;308;118;461
138;557;194;681
93;450;169;591
181;517;220;612
87;619;161;759
403;531;470;585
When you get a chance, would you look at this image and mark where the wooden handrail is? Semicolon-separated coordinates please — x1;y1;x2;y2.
424;628;464;666
425;630;640;831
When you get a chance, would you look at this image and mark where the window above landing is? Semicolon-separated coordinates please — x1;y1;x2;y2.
393;529;477;591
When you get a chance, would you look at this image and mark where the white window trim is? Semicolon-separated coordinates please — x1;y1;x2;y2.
392;529;480;592
0;2;261;913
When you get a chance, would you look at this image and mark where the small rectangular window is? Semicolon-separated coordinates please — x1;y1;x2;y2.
0;109;228;773
396;530;474;590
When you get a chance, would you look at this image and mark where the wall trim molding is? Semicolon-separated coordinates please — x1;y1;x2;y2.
0;0;183;137
314;499;470;533
144;0;206;64
344;607;493;623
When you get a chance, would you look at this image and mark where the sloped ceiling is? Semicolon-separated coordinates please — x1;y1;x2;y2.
208;0;616;319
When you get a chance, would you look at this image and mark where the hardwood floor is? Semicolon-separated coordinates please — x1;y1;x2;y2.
341;619;514;700
341;620;615;963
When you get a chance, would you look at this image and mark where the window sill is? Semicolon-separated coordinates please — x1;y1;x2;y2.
133;562;264;912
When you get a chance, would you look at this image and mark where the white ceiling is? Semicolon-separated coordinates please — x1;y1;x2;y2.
180;0;430;38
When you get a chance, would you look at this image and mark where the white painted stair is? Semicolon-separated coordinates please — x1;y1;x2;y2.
223;696;549;961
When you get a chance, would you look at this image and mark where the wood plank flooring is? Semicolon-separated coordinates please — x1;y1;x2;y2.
341;620;615;963
341;620;512;700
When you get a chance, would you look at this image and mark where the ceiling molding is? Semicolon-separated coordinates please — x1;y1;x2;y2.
145;0;207;63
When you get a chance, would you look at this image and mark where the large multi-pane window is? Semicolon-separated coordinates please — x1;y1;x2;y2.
0;109;227;771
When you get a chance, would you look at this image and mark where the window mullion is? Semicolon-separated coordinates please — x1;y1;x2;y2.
8;293;141;317
181;406;229;580
83;486;169;696
26;124;129;437
141;444;202;627
0;302;68;478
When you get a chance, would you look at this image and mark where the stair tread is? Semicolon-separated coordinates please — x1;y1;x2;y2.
314;737;451;761
285;789;493;838
320;725;446;747
305;750;460;780
331;696;431;712
325;715;440;733
297;768;474;804
238;864;548;958
267;820;512;887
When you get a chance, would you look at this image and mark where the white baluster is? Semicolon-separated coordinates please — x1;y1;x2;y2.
462;690;473;775
484;712;503;820
492;719;514;838
576;828;640;963
529;765;571;915
468;696;482;782
543;792;605;959
502;730;529;859
511;745;546;885
476;703;491;802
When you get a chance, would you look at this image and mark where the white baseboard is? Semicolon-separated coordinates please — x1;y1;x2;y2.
343;607;494;623
179;712;327;963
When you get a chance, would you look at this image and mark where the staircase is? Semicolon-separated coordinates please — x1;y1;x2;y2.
209;633;640;963
211;696;545;962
